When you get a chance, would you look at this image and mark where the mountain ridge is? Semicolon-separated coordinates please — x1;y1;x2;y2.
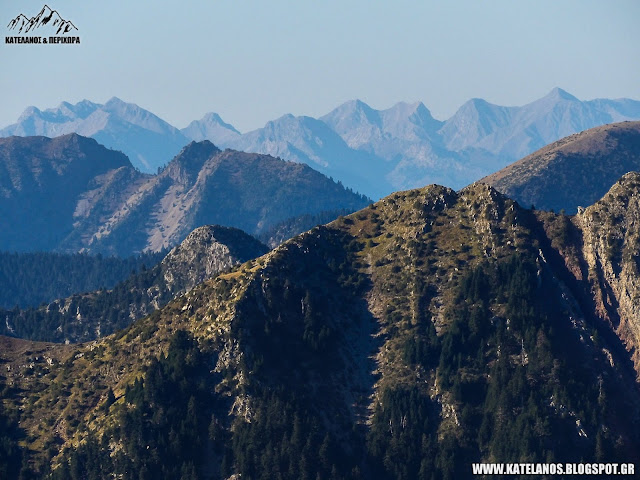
194;88;640;198
4;89;640;199
0;134;370;255
0;98;189;173
481;121;640;213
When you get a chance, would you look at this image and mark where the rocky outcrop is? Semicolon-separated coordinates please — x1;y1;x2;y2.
160;225;269;295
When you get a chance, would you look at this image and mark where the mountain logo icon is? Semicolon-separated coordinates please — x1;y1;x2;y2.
7;4;78;35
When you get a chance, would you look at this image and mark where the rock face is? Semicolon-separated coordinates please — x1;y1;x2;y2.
576;173;640;374
0;135;370;255
481;121;640;213
0;225;269;343
4;179;640;478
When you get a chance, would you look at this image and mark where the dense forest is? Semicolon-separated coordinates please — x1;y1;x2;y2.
0;225;268;343
0;377;21;479
0;251;165;309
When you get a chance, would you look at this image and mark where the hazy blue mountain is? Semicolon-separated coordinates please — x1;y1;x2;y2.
585;97;640;121
321;99;443;152
3;89;640;198
181;112;241;145
0;98;190;173
0;133;142;252
437;98;517;151
218;89;640;198
441;88;640;161
320;100;472;192
226;114;391;199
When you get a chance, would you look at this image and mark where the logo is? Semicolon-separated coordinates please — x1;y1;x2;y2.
5;5;80;45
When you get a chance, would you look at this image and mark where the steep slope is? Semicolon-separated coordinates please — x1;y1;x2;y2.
3;181;640;478
0;225;269;343
481;121;640;213
0;98;190;173
0;134;143;252
575;172;640;375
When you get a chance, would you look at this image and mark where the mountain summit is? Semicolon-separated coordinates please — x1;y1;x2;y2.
180;112;241;144
190;90;640;198
0;134;370;255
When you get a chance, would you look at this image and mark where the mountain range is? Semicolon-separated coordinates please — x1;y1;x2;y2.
3;172;640;478
0;134;369;255
3;89;639;198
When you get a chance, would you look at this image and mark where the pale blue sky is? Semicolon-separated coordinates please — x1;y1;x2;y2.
1;0;639;131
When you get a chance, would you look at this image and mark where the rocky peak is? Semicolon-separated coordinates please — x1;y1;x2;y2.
161;225;269;294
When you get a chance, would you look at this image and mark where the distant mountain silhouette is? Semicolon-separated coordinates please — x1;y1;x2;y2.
7;5;77;35
181;112;241;144
189;89;640;198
